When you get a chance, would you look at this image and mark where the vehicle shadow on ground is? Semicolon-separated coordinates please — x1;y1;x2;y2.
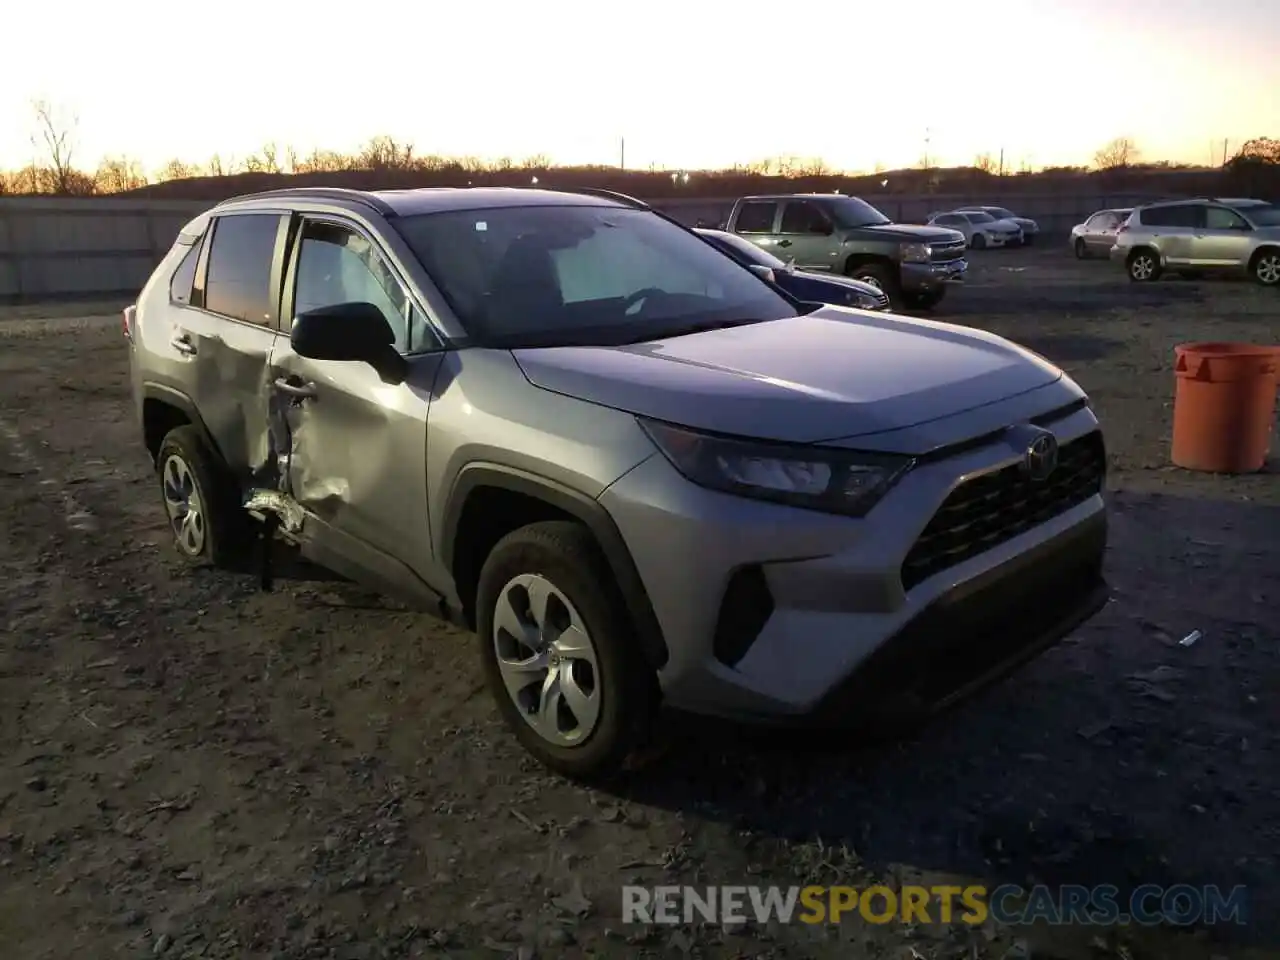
616;490;1280;945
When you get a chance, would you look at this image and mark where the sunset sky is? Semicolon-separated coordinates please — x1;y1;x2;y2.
2;0;1276;175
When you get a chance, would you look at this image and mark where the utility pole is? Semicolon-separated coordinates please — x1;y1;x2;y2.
998;148;1004;177
923;127;931;169
620;137;625;170
1222;138;1229;166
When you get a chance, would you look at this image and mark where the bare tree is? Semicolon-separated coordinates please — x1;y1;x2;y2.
973;152;997;174
795;157;831;176
1093;136;1140;170
30;99;82;194
95;156;148;193
293;149;349;173
358;135;415;170
519;154;552;170
156;159;197;181
243;142;283;174
1232;137;1280;164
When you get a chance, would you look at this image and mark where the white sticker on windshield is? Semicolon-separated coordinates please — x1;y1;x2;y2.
475;221;488;231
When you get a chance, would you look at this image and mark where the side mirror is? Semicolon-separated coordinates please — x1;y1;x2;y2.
291;302;407;383
747;263;777;283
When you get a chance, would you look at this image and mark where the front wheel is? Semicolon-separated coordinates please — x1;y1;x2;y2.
846;262;902;307
1074;238;1088;259
971;233;987;251
1127;250;1161;282
1252;249;1280;286
475;521;656;781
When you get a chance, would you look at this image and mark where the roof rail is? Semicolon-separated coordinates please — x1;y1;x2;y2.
215;186;397;217
535;186;650;209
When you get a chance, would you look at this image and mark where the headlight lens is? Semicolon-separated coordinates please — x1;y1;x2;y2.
639;418;913;517
900;242;931;263
847;290;883;310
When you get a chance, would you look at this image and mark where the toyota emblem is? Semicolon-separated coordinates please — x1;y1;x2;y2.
1023;432;1059;482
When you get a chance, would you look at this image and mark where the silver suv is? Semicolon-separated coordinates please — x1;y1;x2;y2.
1111;197;1280;285
126;186;1109;779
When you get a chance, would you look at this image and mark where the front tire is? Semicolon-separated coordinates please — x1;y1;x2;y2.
1251;248;1280;286
475;521;656;781
845;261;902;308
1074;238;1088;259
971;233;987;251
156;425;253;567
1127;249;1161;282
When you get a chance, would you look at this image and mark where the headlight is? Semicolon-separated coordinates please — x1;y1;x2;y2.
847;291;882;310
900;242;931;264
638;418;913;518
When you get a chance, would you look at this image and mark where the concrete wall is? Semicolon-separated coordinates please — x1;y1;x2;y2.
0;191;1163;303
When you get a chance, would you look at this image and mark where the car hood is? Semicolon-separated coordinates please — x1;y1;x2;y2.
1012;217;1038;229
855;223;962;243
512;308;1063;444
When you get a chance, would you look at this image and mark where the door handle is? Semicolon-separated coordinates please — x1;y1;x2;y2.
777;239;793;248
170;334;197;356
273;378;317;400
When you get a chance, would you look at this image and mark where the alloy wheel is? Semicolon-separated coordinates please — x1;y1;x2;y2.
1256;253;1280;285
161;454;206;556
1130;255;1155;281
492;573;601;747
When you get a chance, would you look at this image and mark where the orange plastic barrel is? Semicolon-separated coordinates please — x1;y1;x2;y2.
1171;342;1279;473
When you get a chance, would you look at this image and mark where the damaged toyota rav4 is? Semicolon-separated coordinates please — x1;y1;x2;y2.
126;186;1109;779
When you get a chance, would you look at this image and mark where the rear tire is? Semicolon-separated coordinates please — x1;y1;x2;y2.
1127;249;1161;282
1251;248;1280;286
156;425;253;568
475;521;657;782
1074;238;1088;259
971;233;987;251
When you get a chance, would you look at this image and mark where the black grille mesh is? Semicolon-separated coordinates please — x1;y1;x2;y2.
901;431;1106;591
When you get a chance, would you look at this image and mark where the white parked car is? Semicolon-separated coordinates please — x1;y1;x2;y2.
961;206;1039;244
927;210;1022;250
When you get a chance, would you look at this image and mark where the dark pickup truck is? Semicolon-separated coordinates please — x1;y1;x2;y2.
723;194;968;309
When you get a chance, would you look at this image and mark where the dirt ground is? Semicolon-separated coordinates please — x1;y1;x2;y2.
1;246;1278;960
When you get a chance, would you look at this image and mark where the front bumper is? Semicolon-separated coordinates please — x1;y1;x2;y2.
901;257;967;292
600;404;1108;723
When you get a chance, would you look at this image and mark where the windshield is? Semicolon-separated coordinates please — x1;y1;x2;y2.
1245;204;1280;227
988;208;1016;219
966;212;996;224
827;197;892;228
393;206;800;347
701;231;787;270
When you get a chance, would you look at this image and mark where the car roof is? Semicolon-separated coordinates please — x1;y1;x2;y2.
215;185;638;218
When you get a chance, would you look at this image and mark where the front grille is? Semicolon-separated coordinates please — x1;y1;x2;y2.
930;241;967;262
901;430;1106;591
871;288;891;309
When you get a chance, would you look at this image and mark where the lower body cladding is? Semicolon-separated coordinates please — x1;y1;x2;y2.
599;417;1108;727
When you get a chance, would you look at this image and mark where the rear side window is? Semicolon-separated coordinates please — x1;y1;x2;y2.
1140;205;1202;228
203;214;283;325
779;201;832;234
735;201;777;234
169;240;202;304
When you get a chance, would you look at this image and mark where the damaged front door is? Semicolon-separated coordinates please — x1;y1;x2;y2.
262;215;446;606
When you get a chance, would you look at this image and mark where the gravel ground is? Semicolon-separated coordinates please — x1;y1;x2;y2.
1;247;1278;960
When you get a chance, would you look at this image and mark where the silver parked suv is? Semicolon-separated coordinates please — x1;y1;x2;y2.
1111;197;1280;285
126;186;1109;779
